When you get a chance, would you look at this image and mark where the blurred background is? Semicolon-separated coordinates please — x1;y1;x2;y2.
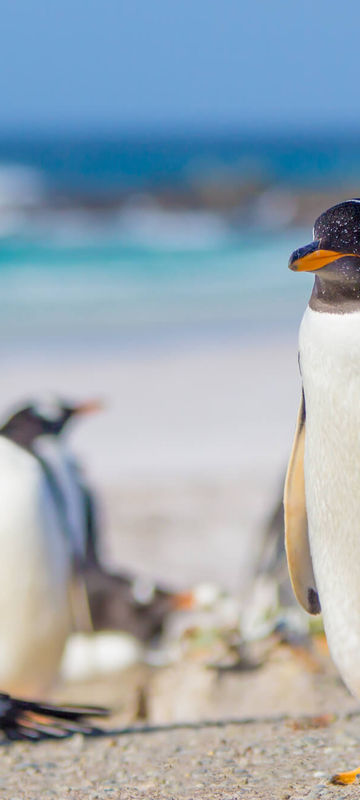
1;0;360;722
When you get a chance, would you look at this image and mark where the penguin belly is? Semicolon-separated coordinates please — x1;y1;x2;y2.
300;306;360;698
0;438;72;696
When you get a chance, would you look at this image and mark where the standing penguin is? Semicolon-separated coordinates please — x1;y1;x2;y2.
1;398;196;645
0;398;101;564
285;198;360;784
0;398;100;697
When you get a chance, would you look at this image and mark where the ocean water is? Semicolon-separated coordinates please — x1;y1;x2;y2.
0;226;311;355
0;132;353;354
0;133;360;190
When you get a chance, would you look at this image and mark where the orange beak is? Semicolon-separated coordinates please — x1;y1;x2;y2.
289;240;357;272
72;400;104;415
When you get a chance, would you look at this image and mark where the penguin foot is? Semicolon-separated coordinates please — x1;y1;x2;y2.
331;766;360;785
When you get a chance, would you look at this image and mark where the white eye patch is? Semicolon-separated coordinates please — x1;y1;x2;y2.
32;396;64;423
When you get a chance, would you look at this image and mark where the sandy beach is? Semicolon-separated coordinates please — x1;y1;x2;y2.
4;5;360;792
7;327;344;781
0;332;300;590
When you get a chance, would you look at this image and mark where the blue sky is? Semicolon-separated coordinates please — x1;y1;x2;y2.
0;0;359;132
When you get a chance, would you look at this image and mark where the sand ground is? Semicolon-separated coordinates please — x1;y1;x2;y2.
0;333;301;589
3;332;352;798
2;707;360;798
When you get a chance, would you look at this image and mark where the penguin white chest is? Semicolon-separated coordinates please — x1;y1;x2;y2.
300;306;360;698
0;439;72;695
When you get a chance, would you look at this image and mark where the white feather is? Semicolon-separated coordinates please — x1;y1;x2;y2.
300;306;360;698
0;437;72;696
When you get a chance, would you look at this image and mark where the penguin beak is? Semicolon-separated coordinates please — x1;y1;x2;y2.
289;240;357;272
71;400;104;416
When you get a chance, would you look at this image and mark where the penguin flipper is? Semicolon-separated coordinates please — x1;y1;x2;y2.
284;390;320;614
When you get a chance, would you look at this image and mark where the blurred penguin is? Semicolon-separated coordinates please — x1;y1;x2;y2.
2;397;196;649
1;397;102;561
0;397;103;697
256;473;296;607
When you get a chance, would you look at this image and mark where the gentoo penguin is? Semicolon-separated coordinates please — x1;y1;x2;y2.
285;198;360;784
0;398;102;564
0;398;101;697
1;398;195;643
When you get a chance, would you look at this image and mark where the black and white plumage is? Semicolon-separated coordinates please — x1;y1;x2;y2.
1;397;195;652
0;398;102;564
285;199;360;784
0;397;100;696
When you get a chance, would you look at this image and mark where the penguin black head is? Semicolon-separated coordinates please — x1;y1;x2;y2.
289;200;360;310
0;398;102;449
289;199;360;275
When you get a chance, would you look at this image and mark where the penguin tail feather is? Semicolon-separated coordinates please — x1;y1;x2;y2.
0;692;108;740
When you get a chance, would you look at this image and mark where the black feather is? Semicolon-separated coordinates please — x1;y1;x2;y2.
0;692;108;741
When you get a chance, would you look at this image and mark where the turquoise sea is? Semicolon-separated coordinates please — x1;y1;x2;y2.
0;132;356;353
0;229;312;355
